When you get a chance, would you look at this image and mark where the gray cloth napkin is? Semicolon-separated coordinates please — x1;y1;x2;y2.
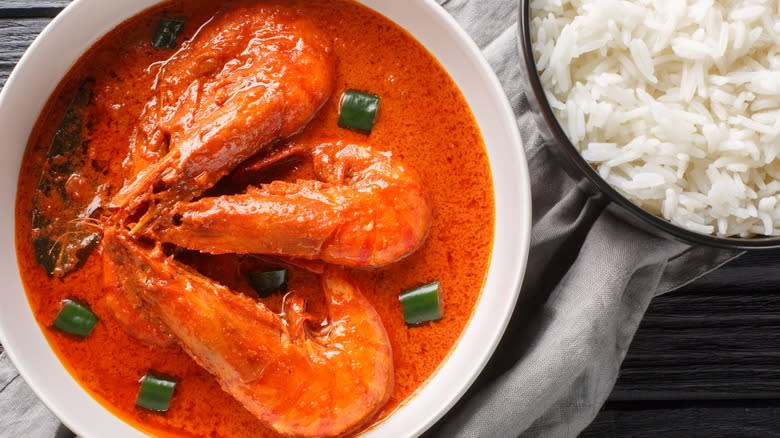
0;1;742;437
0;348;71;437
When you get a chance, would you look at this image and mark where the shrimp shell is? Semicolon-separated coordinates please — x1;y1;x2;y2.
110;4;335;228
151;141;433;268
103;227;393;437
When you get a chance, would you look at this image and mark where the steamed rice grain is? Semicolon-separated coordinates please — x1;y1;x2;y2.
531;0;780;237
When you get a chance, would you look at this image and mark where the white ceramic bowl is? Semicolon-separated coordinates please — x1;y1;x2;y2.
0;0;531;436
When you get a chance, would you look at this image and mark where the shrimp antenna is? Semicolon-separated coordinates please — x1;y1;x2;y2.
47;230;97;256
67;217;103;231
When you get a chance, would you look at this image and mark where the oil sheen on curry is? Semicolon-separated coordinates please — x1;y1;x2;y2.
14;0;494;436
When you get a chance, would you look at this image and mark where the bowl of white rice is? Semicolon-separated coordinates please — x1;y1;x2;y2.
521;0;780;249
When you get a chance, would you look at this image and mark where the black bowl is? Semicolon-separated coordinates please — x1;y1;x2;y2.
517;0;780;250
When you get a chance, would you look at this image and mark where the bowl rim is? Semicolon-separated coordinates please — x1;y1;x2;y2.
0;0;532;437
518;0;780;250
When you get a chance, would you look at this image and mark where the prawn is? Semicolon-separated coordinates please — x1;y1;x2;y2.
103;228;393;438
110;4;335;228
148;141;433;268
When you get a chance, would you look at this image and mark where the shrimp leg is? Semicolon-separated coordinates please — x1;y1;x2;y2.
103;228;393;438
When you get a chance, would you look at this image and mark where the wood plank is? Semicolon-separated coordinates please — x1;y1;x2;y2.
0;18;50;88
609;251;780;401
680;251;780;292
584;400;780;437
0;1;67;19
0;0;69;6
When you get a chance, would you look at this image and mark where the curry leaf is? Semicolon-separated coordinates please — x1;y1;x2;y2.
32;79;102;278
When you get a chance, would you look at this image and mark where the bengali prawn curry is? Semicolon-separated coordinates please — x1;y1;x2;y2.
14;0;493;436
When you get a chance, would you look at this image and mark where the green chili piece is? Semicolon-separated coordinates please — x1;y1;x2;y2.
136;372;177;412
399;281;443;326
338;89;381;133
246;269;288;297
52;299;98;338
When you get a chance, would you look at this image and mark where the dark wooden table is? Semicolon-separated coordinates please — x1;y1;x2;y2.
582;251;780;437
3;2;780;437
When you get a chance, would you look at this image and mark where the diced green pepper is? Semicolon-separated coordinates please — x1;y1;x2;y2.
52;299;98;338
338;89;380;133
399;281;442;325
246;269;288;297
136;372;177;412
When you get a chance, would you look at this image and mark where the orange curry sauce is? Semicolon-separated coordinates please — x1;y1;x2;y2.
14;0;494;436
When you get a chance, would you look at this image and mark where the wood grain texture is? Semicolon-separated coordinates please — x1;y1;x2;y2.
610;251;780;401
679;251;780;292
0;0;69;6
583;400;780;437
589;252;780;435
0;18;49;87
0;1;66;19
